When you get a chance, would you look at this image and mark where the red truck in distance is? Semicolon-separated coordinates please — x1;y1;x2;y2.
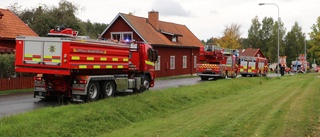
239;56;268;77
15;26;158;102
196;45;239;80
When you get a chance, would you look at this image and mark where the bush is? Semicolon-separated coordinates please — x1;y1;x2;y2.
0;54;16;78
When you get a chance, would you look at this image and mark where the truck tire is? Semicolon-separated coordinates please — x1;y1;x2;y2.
141;76;150;91
200;76;209;80
102;81;115;98
86;82;99;102
135;75;150;93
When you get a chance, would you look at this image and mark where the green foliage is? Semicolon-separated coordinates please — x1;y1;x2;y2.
309;16;320;65
284;22;306;66
205;37;219;45
8;0;108;38
246;16;286;63
247;16;262;49
1;74;320;137
79;20;108;39
0;54;16;78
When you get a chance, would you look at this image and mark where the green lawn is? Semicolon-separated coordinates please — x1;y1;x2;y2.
1;74;319;137
0;88;33;95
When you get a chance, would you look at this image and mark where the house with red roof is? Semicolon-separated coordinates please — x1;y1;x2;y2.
101;11;203;77
239;48;266;58
0;9;38;53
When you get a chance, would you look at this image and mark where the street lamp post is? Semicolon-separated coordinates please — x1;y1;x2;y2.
259;3;280;77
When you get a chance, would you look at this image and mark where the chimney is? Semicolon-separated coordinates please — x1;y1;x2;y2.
148;10;159;30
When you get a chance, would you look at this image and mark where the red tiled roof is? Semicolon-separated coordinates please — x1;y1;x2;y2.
239;48;265;58
114;13;203;47
0;9;38;39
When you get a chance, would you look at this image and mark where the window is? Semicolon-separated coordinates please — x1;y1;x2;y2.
155;56;161;71
183;56;187;68
226;56;233;65
123;33;132;41
112;33;121;41
111;32;133;41
170;56;175;70
194;56;197;68
172;35;177;42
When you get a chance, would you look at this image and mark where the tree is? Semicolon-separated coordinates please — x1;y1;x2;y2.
309;16;320;65
80;20;108;39
8;0;108;38
247;16;262;49
269;18;286;63
246;16;287;63
284;22;305;66
206;37;219;45
216;23;242;49
260;17;274;62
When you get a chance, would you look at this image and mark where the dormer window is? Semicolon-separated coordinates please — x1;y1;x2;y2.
172;35;177;42
160;30;182;43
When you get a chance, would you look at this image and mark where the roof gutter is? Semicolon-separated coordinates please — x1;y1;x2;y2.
151;44;199;49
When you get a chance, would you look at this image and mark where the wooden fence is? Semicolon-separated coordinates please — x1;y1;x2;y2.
0;77;34;91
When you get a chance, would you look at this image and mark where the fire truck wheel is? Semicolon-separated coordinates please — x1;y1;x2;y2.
142;76;150;91
136;75;150;92
102;81;115;98
86;82;100;102
200;76;209;80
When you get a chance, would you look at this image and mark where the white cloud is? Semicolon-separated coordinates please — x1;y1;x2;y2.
152;0;191;17
1;0;320;40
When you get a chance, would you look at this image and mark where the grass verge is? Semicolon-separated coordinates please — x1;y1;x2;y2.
0;74;320;137
0;88;33;95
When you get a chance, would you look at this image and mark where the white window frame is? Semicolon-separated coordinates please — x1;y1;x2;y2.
183;55;187;69
155;56;161;71
111;32;133;41
170;56;175;70
194;56;197;68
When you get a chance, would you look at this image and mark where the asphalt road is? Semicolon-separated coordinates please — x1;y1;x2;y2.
0;74;287;118
0;77;202;118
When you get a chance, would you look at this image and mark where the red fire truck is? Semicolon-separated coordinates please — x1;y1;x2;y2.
196;45;239;80
15;26;158;102
291;54;309;73
239;56;268;77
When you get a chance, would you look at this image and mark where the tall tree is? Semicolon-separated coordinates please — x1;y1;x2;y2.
247;16;262;49
309;16;320;65
216;23;242;49
269;18;286;63
284;22;305;66
260;17;274;62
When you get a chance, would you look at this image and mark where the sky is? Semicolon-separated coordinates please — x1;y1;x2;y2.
1;0;319;40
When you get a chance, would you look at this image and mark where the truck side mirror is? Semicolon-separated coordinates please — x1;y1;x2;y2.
152;50;158;62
